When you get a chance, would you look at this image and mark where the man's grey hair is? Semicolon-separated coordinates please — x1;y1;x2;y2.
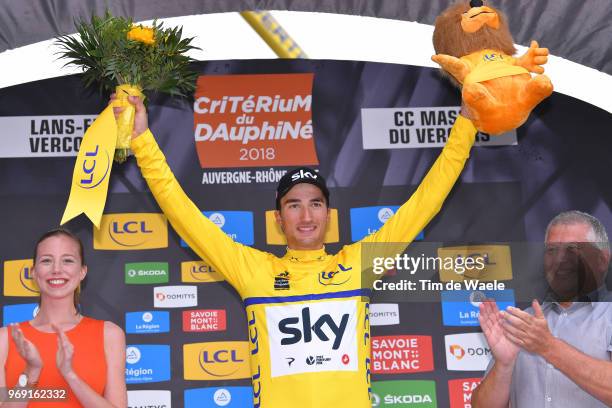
545;210;610;251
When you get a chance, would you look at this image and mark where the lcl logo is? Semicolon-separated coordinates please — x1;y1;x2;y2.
199;349;244;377
109;221;153;247
78;145;110;189
94;214;168;250
112;221;153;234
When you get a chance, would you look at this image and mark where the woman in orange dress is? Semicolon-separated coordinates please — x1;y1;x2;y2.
0;229;126;407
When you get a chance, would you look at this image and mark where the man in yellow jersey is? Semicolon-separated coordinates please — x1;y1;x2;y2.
114;95;477;407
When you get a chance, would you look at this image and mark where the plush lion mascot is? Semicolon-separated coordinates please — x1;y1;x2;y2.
432;0;553;134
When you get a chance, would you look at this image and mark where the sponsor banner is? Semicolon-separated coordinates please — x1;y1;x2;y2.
361;107;517;149
3;259;39;297
125;311;170;334
350;206;424;242
193;73;319;168
180;261;224;283
370;303;400;326
125;262;169;284
2;303;38;326
448;378;482;408
125;344;171;384
265;209;339;245
180;211;254;247
201;168;287;185
183;309;227;332
445;333;492;371
438;245;513;282
372;380;437;408
266;300;358;377
93;213;168;250
0;115;96;158
184;386;253;408
127;390;171;408
154;286;198;308
441;289;515;326
183;341;250;380
371;335;434;374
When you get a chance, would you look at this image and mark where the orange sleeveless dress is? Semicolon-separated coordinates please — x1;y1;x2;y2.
5;317;107;407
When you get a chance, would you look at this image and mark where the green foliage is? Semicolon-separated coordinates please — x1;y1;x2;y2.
55;10;199;97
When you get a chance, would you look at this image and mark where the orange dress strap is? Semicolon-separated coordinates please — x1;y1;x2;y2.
5;317;107;407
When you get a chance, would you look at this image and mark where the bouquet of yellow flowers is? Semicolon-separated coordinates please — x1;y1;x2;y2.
55;11;198;162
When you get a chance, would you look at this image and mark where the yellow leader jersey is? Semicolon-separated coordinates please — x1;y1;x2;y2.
132;115;476;408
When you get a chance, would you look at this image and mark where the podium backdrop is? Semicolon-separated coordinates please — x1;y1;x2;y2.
1;59;610;407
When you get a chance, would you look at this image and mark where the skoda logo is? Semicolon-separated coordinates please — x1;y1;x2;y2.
371;393;381;407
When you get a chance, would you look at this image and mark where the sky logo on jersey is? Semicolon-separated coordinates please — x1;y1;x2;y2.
266;300;358;377
94;213;168;250
183;309;227;332
448;378;482;408
265;209;339;245
3;259;39;297
370;303;400;326
371;335;434;374
180;261;224;283
2;303;38;326
441;289;515;326
445;333;492;371
438;245;512;282
183;342;250;380
125;311;170;334
180;211;254;247
184;386;253;408
371;380;437;407
154;286;197;308
350;206;424;242
127;390;171;408
125;344;170;384
125;262;169;284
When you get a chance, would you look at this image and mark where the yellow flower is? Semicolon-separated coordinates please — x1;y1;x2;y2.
127;25;155;45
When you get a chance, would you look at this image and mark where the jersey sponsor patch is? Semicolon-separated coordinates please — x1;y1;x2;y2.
265;300;358;377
